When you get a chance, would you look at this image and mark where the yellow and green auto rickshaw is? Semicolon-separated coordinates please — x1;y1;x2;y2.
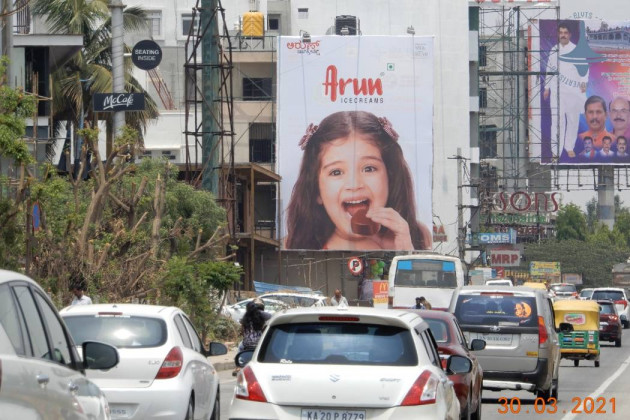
553;300;600;367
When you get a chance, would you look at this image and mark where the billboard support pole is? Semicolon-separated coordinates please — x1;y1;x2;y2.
598;166;615;229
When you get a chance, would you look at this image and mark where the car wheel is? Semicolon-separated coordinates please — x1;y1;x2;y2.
209;388;220;420
615;337;622;347
574;360;579;367
536;386;551;400
184;396;194;420
471;389;482;420
551;377;559;400
461;393;472;420
595;360;600;367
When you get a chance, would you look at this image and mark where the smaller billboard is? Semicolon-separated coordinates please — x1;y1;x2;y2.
490;249;521;267
529;261;561;277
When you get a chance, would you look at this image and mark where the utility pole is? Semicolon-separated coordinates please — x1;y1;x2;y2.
449;148;466;262
109;0;125;156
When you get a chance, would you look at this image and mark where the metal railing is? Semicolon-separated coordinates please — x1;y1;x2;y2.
13;0;31;34
227;34;277;52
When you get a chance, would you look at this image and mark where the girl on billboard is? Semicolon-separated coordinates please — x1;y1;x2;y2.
285;110;432;251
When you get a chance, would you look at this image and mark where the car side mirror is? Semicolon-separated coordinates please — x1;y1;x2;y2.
446;355;472;375
82;341;119;370
204;341;228;357
235;350;255;367
558;322;574;333
470;338;486;351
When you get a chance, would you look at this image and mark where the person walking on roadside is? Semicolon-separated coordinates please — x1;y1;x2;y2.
70;275;92;305
330;289;348;306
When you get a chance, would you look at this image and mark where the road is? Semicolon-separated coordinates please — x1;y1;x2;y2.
218;341;630;419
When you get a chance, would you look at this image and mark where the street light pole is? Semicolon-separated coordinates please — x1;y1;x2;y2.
109;0;125;157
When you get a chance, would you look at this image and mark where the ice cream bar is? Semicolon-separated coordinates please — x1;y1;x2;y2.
351;209;380;236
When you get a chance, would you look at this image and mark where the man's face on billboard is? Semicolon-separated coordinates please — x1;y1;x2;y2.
610;98;630;133
602;138;612;152
583;138;593;152
558;27;571;46
317;133;389;239
585;102;607;133
618;138;627;154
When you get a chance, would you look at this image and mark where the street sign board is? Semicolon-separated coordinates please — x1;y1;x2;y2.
347;257;364;276
131;40;162;70
529;261;561;277
93;93;145;112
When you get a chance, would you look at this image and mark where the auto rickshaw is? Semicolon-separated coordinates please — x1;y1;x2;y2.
553;300;600;367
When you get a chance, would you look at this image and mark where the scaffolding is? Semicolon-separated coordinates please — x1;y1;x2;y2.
183;0;237;238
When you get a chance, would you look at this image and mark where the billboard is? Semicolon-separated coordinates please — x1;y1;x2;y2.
535;19;630;165
278;36;434;251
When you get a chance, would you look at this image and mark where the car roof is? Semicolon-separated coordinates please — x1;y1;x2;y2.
592;287;625;291
458;285;542;296
0;269;37;284
260;292;325;298
60;303;179;317
408;308;456;322
267;306;425;329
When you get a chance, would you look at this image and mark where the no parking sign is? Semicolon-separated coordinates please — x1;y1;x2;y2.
347;257;364;276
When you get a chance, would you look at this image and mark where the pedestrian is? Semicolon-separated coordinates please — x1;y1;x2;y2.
412;297;425;309
330;289;348;306
233;298;270;376
420;296;432;310
70;275;92;305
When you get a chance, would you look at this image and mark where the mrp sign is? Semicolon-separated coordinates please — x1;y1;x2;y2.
490;249;521;267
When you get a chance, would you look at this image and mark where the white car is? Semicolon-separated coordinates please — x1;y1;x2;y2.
60;303;227;420
222;297;289;322
0;269;119;419
230;306;465;419
258;292;329;307
485;279;513;286
590;288;630;328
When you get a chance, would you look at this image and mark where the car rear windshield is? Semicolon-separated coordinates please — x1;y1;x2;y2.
454;295;538;328
598;303;615;314
550;285;576;293
257;322;418;366
64;315;167;348
592;291;625;301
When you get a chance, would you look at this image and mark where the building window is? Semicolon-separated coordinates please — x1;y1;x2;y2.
479;87;488;109
250;123;275;163
147;11;162;38
479;45;487;67
298;8;308;19
161;151;177;160
480;124;497;159
243;78;272;101
268;14;280;31
182;13;198;37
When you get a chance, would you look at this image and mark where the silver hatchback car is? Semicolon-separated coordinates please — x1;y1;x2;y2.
449;285;561;399
0;269;119;419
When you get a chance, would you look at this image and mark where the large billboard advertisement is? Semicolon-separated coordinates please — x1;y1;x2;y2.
277;36;434;251
536;19;630;165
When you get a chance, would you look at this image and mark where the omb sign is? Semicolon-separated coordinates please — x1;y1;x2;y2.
132;40;162;71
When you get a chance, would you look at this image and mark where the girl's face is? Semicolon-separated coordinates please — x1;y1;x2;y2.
317;133;389;239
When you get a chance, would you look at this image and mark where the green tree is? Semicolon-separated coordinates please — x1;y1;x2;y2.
0;56;37;269
555;203;588;241
524;239;628;287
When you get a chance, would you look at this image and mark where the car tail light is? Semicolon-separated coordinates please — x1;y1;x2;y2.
235;366;267;402
319;316;360;322
538;316;548;345
614;300;628;309
572;292;579;299
155;347;183;379
609;315;619;322
401;370;439;406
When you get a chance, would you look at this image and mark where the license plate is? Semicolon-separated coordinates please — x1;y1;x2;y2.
110;405;134;419
600;322;608;327
481;333;513;345
301;409;366;420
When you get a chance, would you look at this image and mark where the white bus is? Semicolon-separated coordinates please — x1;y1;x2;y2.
388;253;466;310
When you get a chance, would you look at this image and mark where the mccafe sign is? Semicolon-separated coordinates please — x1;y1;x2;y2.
93;93;146;112
492;191;561;213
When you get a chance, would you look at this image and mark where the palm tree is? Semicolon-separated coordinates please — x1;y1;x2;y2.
31;0;159;160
